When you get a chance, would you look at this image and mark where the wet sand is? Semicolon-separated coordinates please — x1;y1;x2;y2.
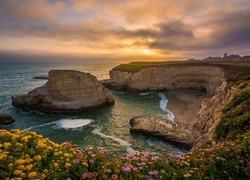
164;89;207;124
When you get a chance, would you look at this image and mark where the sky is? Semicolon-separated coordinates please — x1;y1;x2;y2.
0;0;250;62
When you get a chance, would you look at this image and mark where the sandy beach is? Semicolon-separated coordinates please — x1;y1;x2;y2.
164;89;207;124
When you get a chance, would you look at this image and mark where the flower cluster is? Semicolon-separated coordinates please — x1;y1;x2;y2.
1;129;249;179
0;129;82;179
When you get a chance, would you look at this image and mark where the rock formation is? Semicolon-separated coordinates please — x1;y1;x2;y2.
109;65;226;95
110;62;249;149
130;116;200;147
129;78;244;148
191;81;241;150
0;113;15;125
12;70;114;113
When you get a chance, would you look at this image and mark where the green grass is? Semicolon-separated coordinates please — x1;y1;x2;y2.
113;61;250;82
114;62;172;72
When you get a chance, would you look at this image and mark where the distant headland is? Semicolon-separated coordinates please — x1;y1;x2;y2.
187;53;250;61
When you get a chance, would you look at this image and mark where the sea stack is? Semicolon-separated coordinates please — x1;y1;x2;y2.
12;70;114;113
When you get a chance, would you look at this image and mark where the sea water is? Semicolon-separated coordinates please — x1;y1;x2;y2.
0;61;184;157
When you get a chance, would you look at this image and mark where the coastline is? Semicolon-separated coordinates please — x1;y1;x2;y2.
164;89;206;124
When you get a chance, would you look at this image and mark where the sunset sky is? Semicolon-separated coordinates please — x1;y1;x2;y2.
0;0;250;62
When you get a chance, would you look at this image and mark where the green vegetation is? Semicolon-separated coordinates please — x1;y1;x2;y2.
216;87;250;140
1;129;250;179
116;62;171;73
114;61;250;82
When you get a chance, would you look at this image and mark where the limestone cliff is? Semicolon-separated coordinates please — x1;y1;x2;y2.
192;81;242;150
110;62;250;149
12;70;114;113
109;65;226;95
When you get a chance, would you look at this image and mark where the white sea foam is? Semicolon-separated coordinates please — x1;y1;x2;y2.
92;127;135;154
159;93;175;121
139;92;152;96
25;119;94;131
53;119;94;130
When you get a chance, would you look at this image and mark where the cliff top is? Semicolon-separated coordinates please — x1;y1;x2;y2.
113;61;250;82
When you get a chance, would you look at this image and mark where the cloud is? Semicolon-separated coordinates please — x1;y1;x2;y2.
205;8;250;47
0;0;64;22
0;0;249;60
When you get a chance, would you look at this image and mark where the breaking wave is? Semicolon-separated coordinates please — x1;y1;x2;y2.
25;119;94;131
159;93;175;121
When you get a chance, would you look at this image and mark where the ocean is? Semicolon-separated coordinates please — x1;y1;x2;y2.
0;61;184;157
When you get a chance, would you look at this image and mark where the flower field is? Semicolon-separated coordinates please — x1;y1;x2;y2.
0;129;249;179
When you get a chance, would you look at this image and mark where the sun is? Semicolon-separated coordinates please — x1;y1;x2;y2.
142;48;153;54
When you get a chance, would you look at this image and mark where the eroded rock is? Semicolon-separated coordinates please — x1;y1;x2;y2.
12;70;114;113
130;116;200;147
109;65;226;95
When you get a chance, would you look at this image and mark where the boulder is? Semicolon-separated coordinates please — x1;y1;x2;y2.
130;116;200;147
12;70;114;113
0;114;15;125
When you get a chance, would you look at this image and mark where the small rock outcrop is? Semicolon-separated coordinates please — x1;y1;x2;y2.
12;70;114;113
0;114;15;125
130;116;200;147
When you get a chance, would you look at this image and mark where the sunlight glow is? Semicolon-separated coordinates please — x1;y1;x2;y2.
142;49;153;54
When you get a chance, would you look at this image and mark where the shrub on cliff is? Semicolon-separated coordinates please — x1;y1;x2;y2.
216;87;250;140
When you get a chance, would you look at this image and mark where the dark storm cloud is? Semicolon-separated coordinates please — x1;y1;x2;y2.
206;8;250;47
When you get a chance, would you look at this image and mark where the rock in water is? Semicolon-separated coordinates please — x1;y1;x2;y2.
0;114;15;125
130;116;200;147
12;70;114;113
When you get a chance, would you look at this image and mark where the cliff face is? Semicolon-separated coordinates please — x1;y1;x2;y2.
192;81;241;150
12;70;114;113
110;65;226;96
111;64;247;148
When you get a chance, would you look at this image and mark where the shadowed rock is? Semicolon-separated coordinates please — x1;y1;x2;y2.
130;116;200;147
0;114;15;125
101;79;127;91
12;70;114;113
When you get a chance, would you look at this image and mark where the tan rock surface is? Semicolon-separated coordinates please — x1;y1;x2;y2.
12;70;114;113
130;116;200;147
110;65;226;95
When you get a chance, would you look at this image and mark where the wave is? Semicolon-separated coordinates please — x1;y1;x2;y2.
24;119;94;131
159;93;175;121
92;127;135;154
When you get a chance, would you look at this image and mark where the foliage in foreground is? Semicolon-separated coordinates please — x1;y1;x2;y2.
215;86;250;140
1;129;250;179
